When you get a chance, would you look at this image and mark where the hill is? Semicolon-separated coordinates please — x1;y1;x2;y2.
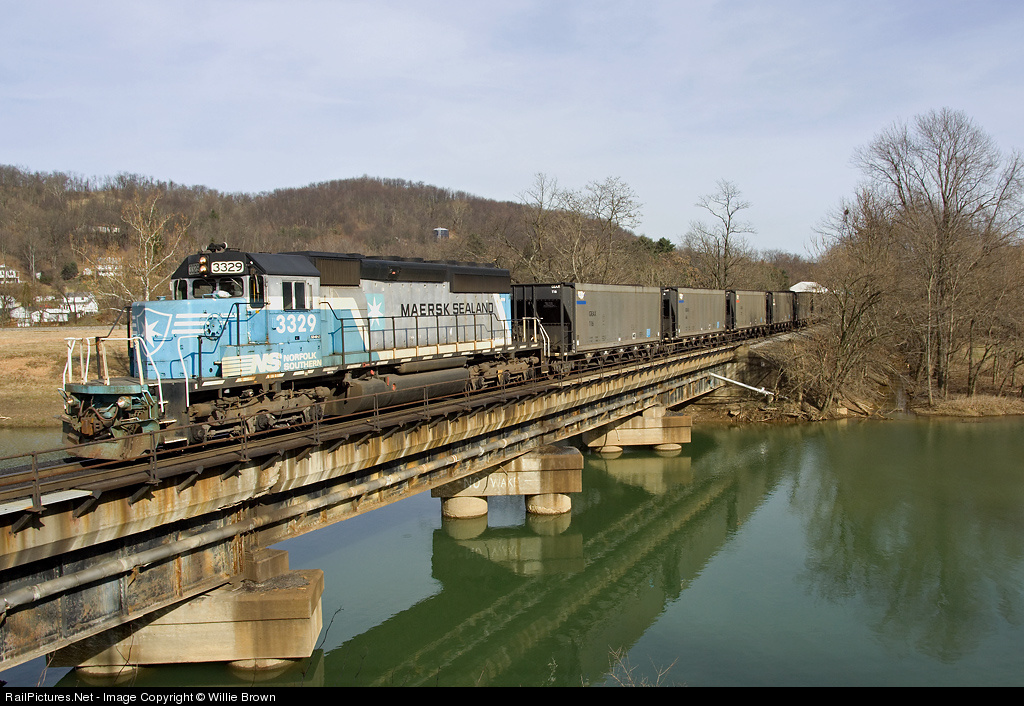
0;167;814;320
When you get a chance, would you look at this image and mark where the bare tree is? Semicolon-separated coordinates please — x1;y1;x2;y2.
965;241;1024;395
853;108;1024;401
507;173;562;282
552;176;642;282
683;180;755;288
506;174;643;283
768;190;900;414
76;193;190;308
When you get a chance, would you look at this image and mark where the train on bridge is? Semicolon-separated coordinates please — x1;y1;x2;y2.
60;245;815;460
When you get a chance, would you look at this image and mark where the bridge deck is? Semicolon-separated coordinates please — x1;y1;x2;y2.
0;343;745;671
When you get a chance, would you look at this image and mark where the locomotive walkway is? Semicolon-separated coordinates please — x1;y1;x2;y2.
0;340;769;673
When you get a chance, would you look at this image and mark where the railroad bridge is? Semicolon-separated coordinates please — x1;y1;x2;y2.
0;340;777;675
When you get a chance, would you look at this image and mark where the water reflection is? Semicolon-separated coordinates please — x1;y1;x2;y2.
318;441;789;686
793;418;1024;663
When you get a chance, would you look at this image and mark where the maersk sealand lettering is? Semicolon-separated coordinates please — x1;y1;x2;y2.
399;302;495;316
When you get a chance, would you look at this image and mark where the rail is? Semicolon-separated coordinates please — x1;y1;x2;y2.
2;340;742;518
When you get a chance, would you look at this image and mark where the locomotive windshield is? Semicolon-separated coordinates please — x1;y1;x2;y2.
173;277;245;299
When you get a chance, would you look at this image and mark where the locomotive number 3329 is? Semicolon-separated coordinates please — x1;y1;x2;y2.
210;260;245;274
274;313;318;334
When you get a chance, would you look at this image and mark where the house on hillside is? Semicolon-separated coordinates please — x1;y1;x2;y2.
0;264;20;284
8;292;98;326
60;292;99;319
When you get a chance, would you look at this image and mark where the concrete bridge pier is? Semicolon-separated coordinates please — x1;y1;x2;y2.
434;446;583;521
49;549;323;676
582;405;692;456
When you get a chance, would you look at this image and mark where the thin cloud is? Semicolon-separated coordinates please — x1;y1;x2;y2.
2;1;1023;255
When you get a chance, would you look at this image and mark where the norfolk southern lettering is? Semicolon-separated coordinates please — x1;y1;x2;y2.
400;301;495;317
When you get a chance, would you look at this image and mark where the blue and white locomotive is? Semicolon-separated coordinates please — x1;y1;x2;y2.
61;245;540;459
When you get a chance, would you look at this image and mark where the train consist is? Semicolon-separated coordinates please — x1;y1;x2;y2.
61;245;814;459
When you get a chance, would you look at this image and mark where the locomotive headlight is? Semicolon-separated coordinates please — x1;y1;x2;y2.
116;395;132;410
199;255;209;274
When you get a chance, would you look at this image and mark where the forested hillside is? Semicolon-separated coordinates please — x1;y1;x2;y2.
0;166;812;321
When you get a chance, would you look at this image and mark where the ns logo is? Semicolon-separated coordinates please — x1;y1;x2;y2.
250;352;283;372
222;352;282;377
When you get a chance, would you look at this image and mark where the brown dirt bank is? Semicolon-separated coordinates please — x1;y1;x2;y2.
687;393;1024;425
0;325;116;428
910;394;1024;417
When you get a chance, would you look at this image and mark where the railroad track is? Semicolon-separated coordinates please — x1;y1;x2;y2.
0;337;753;517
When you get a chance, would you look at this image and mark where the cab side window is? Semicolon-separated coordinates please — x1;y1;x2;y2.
283;281;306;310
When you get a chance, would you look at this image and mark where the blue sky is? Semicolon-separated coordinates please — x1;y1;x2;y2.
3;1;1023;255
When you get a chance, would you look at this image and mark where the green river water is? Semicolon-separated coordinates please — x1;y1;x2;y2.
4;416;1024;686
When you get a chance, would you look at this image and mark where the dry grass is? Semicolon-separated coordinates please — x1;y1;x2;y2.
914;394;1024;417
0;326;114;428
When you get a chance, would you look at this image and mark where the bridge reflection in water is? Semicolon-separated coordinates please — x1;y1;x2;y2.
52;433;782;687
322;447;775;687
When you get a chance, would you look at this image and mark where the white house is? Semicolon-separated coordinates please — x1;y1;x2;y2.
63;292;99;316
0;264;20;284
7;292;98;326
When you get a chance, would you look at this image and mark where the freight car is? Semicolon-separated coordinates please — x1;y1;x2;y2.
768;291;795;331
729;290;769;333
512;283;662;368
61;245;816;460
663;287;728;343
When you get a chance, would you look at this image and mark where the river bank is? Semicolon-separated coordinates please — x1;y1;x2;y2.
686;392;1024;425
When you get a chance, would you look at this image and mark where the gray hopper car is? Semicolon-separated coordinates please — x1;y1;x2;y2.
663;287;728;338
729;290;768;331
512;283;662;355
769;291;795;328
